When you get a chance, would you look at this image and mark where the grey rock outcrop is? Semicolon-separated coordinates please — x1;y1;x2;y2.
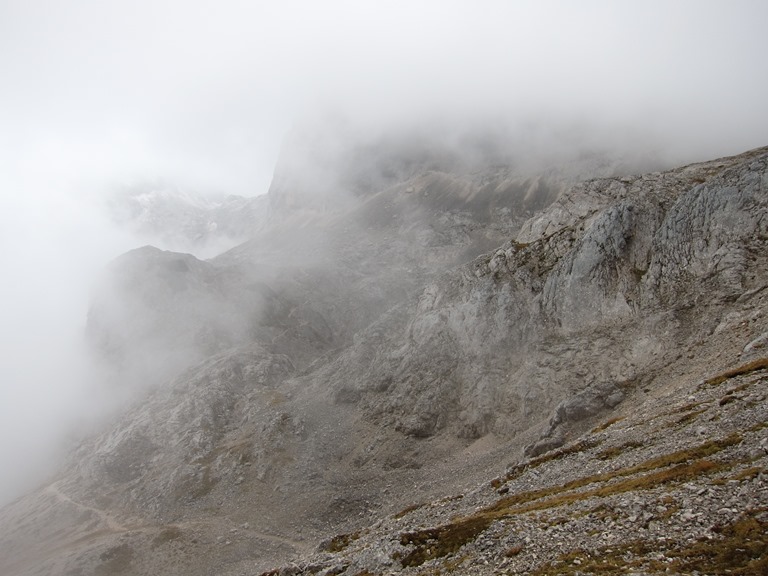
322;147;768;447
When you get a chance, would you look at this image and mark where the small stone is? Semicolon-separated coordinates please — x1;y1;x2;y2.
748;448;764;460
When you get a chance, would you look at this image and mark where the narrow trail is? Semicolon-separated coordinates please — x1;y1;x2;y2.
175;517;312;552
42;481;311;553
44;481;132;533
2;483;312;576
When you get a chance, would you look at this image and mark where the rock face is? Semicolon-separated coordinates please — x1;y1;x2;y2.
328;147;768;445
1;137;767;576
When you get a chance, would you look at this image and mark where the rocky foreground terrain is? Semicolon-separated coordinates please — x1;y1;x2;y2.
0;133;766;575
269;355;768;576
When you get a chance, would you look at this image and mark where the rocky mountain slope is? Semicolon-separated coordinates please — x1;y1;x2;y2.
0;138;766;576
270;356;768;576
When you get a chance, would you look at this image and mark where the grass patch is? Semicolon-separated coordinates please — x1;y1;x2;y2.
675;408;708;425
395;434;742;568
399;516;492;567
731;467;765;481
505;437;603;481
748;421;768;433
394;502;427;519
531;511;768;575
322;531;361;552
597;440;644;460
495;434;741;515
703;357;768;387
672;401;704;413
489;459;726;517
727;381;752;394
591;416;625;433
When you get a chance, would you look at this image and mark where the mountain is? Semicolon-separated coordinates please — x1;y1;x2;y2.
1;131;766;576
107;185;270;257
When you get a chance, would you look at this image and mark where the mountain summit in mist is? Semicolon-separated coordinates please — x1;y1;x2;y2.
1;127;767;576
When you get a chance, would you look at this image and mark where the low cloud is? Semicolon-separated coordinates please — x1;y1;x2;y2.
0;0;767;503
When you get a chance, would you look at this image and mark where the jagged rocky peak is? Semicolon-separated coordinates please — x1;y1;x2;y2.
107;183;270;257
264;116;665;224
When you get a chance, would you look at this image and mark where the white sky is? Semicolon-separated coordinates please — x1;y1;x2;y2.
1;0;766;196
0;0;766;502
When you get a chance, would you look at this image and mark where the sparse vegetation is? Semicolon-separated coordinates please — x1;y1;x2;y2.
672;400;704;413
675;407;707;425
703;357;768;387
591;416;625;433
505;437;603;481
596;439;644;460
399;516;492;567
323;531;361;552
391;433;745;568
731;466;765;481
394;502;428;519
530;511;768;575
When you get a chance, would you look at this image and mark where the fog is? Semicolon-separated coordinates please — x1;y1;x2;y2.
1;0;767;504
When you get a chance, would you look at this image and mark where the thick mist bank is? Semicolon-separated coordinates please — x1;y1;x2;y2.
1;0;767;509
